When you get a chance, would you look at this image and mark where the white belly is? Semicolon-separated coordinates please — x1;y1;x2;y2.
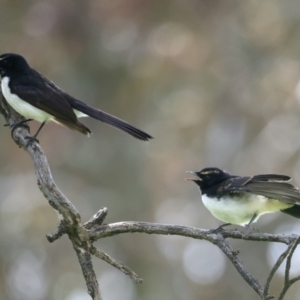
1;77;88;122
201;194;293;226
2;77;53;122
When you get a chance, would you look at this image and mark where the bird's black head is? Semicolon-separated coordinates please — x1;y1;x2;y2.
0;53;30;77
186;167;231;191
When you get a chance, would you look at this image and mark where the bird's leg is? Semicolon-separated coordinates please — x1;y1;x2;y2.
7;119;33;136
245;213;258;233
25;121;46;147
208;223;231;234
5;118;33;128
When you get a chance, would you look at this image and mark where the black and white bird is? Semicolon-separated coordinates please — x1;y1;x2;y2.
186;167;300;226
0;53;153;144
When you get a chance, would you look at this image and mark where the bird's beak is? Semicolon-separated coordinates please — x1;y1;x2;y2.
186;171;196;174
185;178;195;181
185;171;202;181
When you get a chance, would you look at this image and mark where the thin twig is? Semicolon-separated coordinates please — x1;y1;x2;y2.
214;237;267;299
89;245;142;283
263;241;295;298
278;237;300;300
84;207;108;230
289;275;300;285
46;220;67;242
285;237;300;284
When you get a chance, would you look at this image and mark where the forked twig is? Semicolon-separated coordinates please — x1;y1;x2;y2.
278;237;300;300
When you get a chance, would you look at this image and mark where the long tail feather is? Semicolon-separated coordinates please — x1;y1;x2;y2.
281;205;300;218
68;99;153;141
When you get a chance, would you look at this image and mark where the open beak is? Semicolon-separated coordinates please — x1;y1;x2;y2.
185;178;195;181
185;171;201;181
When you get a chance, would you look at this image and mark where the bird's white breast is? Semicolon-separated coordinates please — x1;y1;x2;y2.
1;76;53;122
1;77;88;121
201;194;293;226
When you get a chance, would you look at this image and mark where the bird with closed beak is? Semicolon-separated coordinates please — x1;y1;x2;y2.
0;53;153;145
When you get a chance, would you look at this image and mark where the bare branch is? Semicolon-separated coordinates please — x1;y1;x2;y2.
214;237;267;299
73;245;103;300
46;220;67;242
89;221;300;300
263;241;295;298
0;93;103;300
284;237;300;284
89;221;296;245
2;90;300;300
278;237;300;300
84;207;108;230
89;245;142;283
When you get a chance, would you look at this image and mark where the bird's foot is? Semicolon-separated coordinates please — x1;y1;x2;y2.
8;119;33;137
25;135;39;147
208;223;231;234
244;224;251;234
244;225;259;234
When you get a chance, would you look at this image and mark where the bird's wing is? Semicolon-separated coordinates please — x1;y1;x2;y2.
218;176;300;205
37;70;66;94
244;181;300;205
37;70;152;141
252;174;291;182
11;74;77;123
